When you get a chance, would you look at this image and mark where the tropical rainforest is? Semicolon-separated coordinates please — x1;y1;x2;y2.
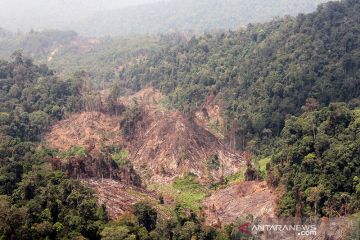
0;0;359;239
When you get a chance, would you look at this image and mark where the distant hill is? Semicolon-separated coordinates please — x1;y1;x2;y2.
0;0;157;32
0;30;78;60
0;30;173;85
76;0;330;36
0;28;11;39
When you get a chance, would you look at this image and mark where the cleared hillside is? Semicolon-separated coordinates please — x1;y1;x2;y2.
43;88;245;184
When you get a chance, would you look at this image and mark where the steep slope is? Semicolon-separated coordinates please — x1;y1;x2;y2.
43;88;244;184
130;109;243;183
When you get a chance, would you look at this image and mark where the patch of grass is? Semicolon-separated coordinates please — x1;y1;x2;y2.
173;174;208;210
257;157;271;172
226;168;246;184
59;146;86;160
208;119;224;139
111;149;129;165
148;173;209;211
255;157;271;178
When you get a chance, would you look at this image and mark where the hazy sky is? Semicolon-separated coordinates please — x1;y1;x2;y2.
0;0;158;31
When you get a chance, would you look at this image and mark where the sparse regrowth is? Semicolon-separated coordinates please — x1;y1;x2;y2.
149;173;209;211
59;146;87;160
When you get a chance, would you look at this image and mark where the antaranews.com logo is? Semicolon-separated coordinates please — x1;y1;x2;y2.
238;222;317;237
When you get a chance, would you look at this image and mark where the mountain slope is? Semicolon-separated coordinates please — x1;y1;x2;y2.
77;0;329;36
269;103;360;217
118;0;360;144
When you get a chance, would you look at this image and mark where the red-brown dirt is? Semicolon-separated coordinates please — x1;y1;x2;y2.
44;88;245;184
43;88;249;221
129;108;243;183
120;88;244;183
202;181;277;227
43;111;122;152
81;178;156;219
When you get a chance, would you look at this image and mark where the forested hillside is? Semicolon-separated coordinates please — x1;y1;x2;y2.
0;53;111;239
270;103;360;217
119;0;360;146
77;0;329;36
0;30;78;60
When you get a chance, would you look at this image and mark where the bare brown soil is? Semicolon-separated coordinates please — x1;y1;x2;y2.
202;181;355;239
202;181;277;227
44;88;245;184
43;111;122;152
43;89;357;237
129;108;243;183
81;178;156;219
120;88;244;183
43;88;248;220
43;88;356;236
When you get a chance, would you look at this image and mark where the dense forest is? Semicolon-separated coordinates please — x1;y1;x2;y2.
77;0;329;36
270;102;360;217
0;53;108;239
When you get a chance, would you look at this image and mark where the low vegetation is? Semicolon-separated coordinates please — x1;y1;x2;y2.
149;173;209;211
59;146;87;160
